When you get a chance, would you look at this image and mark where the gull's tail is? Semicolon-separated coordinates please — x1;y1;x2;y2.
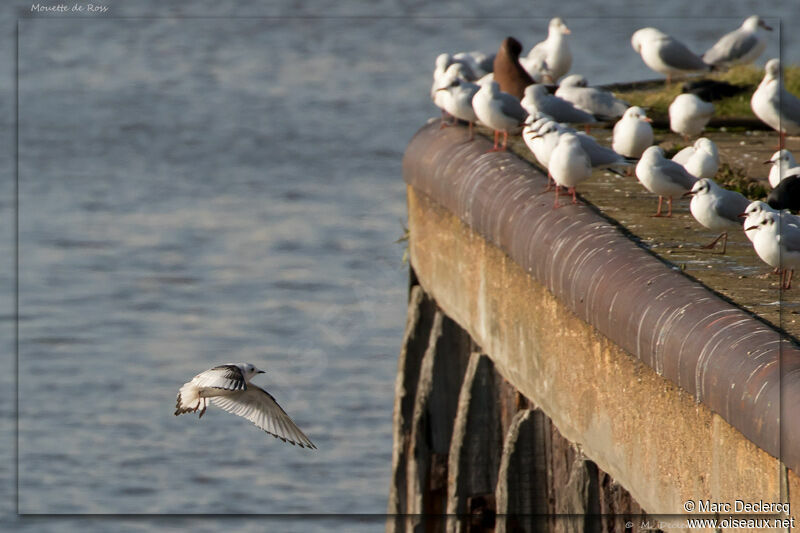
174;382;201;416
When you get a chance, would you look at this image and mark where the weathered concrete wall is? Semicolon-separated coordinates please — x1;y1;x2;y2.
407;187;794;520
390;121;800;530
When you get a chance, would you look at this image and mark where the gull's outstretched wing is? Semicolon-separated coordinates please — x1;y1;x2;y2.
211;386;316;449
192;364;247;391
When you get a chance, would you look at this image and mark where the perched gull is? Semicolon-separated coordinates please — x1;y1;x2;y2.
636;145;698;217
435;77;480;139
432;53;477;87
631;28;711;83
521;84;597;126
555;74;629;120
612;106;653;158
669;93;714;141
764;149;800;188
493;37;534;100
746;211;800;288
767;175;800;212
523;117;630;185
741;201;774;242
522;116;561;169
548;132;592;208
751;59;800;145
685;178;750;253
673;137;720;180
175;363;316;449
521;17;572;83
432;63;474;122
472;81;527;152
702;15;772;68
740;200;800;243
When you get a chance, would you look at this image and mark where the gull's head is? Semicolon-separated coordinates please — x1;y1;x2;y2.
764;58;781;79
550;17;570;35
631;28;663;54
746;211;777;232
765;149;795;166
624;106;651;123
238;363;265;379
689;178;713;196
743;15;772;32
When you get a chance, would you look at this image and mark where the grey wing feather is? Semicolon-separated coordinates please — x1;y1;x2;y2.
211;386;316;449
716;190;752;223
586;90;629;118
499;93;528;122
779;223;800;254
545;96;597;123
779;88;800;129
658;37;709;71
576;133;624;166
660;160;699;189
703;32;757;65
193;365;247;391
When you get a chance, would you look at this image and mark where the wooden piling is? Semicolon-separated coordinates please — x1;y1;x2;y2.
445;353;502;533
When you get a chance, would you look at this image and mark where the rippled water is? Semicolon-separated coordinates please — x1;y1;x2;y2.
2;0;798;531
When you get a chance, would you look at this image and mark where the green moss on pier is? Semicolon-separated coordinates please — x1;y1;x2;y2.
612;64;800;121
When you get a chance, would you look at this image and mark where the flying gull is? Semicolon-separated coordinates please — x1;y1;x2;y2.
175;363;316;449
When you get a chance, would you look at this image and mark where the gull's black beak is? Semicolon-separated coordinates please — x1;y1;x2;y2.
763;159;774;165
682;191;694;198
761;21;773;31
738;213;748;218
257;370;265;374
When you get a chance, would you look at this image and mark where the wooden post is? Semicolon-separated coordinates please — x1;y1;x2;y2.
388;285;436;528
495;409;549;533
446;353;502;533
403;308;473;532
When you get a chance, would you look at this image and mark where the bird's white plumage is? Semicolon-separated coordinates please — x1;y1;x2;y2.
669;93;714;139
688;178;751;231
765;149;800;188
555;74;629;120
612;106;653;158
636;146;698;198
751;58;800;135
472;81;527;133
748;211;800;272
211;387;316;449
521;17;572;83
631;27;710;78
702;15;771;68
522;84;597;125
175;363;316;449
675;137;719;180
549;133;592;189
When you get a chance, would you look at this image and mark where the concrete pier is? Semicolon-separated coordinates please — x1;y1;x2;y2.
387;121;800;532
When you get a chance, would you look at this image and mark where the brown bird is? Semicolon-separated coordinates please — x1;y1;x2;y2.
493;37;534;100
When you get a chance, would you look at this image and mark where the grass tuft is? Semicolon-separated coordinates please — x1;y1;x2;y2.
612;64;800;120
